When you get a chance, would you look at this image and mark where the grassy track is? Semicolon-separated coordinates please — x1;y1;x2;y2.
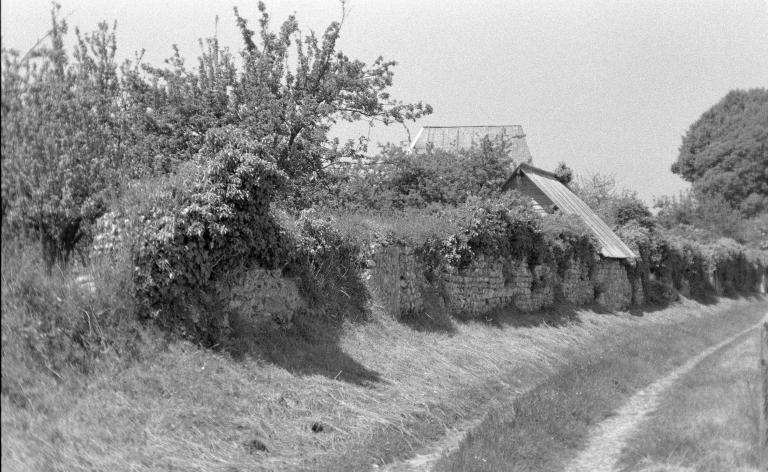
433;298;767;472
616;319;764;472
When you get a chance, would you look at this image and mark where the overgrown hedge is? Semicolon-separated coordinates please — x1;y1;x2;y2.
132;126;288;340
318;193;601;285
617;221;766;301
125;137;764;341
129;127;374;341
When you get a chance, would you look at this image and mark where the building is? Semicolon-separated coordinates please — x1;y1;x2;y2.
408;125;533;167
503;163;637;259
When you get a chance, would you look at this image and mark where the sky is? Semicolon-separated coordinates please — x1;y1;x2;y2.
2;0;767;203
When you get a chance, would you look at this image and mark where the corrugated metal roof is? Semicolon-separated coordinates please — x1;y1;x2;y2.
510;164;637;259
408;125;533;166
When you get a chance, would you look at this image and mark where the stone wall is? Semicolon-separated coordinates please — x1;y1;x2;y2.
593;259;633;310
561;259;595;305
216;267;304;325
363;243;639;319
364;244;425;316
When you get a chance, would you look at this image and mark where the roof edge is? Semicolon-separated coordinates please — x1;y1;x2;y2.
510;162;559;180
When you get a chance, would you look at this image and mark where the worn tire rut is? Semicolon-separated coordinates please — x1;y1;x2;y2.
564;321;761;472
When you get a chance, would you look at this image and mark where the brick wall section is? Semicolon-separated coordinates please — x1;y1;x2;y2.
216;267;304;325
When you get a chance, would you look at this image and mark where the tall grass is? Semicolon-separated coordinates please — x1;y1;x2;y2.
1;235;156;409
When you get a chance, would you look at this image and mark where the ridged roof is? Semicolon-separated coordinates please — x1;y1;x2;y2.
506;164;638;259
408;125;533;166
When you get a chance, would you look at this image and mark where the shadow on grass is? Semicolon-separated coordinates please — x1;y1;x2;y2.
222;310;383;387
400;287;459;335
478;303;588;329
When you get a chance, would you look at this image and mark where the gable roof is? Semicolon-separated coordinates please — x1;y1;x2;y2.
408;125;533;166
505;163;637;259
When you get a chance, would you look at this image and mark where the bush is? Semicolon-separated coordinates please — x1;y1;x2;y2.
541;212;600;274
553;162;573;186
654;190;747;242
281;211;370;320
132;126;287;340
320;139;514;212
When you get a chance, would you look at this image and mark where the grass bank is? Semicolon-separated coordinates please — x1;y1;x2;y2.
433;298;767;472
616;323;763;472
2;245;766;472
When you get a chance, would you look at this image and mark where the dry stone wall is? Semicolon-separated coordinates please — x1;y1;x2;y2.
593;259;633;310
363;243;639;319
561;259;595;305
364;244;425;316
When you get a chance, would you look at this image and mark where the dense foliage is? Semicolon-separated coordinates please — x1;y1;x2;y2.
317;137;514;212
671;88;768;215
123;2;431;207
131;127;288;339
1;10;125;268
1;3;430;266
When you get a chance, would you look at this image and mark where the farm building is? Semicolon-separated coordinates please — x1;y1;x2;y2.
503;163;637;259
408;125;635;259
408;125;533;167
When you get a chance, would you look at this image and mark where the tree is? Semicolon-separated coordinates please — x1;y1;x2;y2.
671;89;768;216
553;162;573;186
124;2;432;206
571;173;651;229
1;6;125;268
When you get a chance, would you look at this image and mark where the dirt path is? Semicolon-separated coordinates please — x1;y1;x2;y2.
564;321;762;472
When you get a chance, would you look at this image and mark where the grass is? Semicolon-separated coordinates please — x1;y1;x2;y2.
2;237;767;471
433;298;767;472
616;321;764;472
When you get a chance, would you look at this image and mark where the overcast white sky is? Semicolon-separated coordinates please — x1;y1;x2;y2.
2;0;767;203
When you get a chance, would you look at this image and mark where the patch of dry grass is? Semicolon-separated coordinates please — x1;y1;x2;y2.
617;320;765;472
2;270;766;471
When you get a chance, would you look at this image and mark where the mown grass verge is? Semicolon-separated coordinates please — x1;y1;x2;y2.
616;323;763;472
433;298;767;472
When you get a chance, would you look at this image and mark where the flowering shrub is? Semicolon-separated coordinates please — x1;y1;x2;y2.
132;127;287;339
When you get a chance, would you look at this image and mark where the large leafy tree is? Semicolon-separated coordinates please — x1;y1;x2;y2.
671;88;768;215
